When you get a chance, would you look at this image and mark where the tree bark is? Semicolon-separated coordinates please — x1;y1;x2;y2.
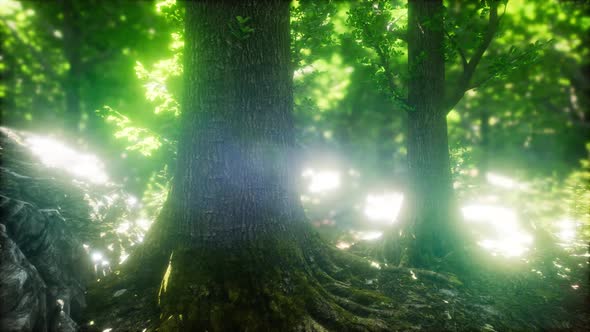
393;0;458;268
137;1;380;330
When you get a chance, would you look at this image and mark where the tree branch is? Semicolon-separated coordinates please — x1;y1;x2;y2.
468;39;541;90
374;43;409;110
444;29;468;70
444;1;502;113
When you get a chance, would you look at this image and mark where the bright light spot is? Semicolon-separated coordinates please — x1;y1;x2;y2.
556;219;577;241
126;195;138;207
410;270;417;280
302;168;340;193
101;260;110;266
91;252;103;262
104;193;119;205
25;136;109;184
103;329;112;332
478;239;529;257
370;261;381;269
293;65;315;79
116;222;130;234
119;253;130;264
159;258;173;299
336;241;351;250
462;204;533;257
354;231;383;241
486;172;526;190
364;192;404;224
89;321;94;326
136;218;152;231
571;284;579;290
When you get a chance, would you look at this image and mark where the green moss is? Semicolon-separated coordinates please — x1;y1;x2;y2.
156;235;313;331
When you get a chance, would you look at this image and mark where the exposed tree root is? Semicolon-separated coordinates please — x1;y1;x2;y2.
83;224;470;331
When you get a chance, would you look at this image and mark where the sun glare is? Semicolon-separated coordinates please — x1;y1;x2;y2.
556;219;577;242
302;168;341;193
25;135;109;184
91;252;103;262
462;204;533;257
364;192;404;224
486;172;527;190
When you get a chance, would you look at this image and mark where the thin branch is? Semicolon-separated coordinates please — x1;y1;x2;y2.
444;29;468;70
444;1;502;113
468;40;540;91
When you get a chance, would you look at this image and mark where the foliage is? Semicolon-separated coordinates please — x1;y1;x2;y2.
347;0;408;108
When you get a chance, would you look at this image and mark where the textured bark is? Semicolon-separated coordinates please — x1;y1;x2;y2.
150;0;310;329
164;0;300;250
395;0;458;268
137;1;394;331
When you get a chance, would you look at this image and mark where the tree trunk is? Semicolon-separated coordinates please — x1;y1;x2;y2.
62;0;82;132
394;0;458;268
137;1;390;330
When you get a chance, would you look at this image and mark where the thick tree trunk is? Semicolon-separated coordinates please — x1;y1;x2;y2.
132;2;395;331
394;0;458;268
143;1;347;330
164;0;300;250
62;0;82;132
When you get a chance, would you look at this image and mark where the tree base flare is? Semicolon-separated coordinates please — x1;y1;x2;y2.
155;229;392;332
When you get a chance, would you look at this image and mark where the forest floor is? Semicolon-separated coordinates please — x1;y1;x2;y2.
81;235;589;332
2;127;587;332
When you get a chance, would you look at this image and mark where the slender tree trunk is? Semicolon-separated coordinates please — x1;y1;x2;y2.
62;0;82;132
396;0;458;268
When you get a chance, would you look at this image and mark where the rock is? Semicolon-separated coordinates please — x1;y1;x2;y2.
0;194;88;328
51;309;78;332
0;128;95;331
0;127;146;331
0;224;47;331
